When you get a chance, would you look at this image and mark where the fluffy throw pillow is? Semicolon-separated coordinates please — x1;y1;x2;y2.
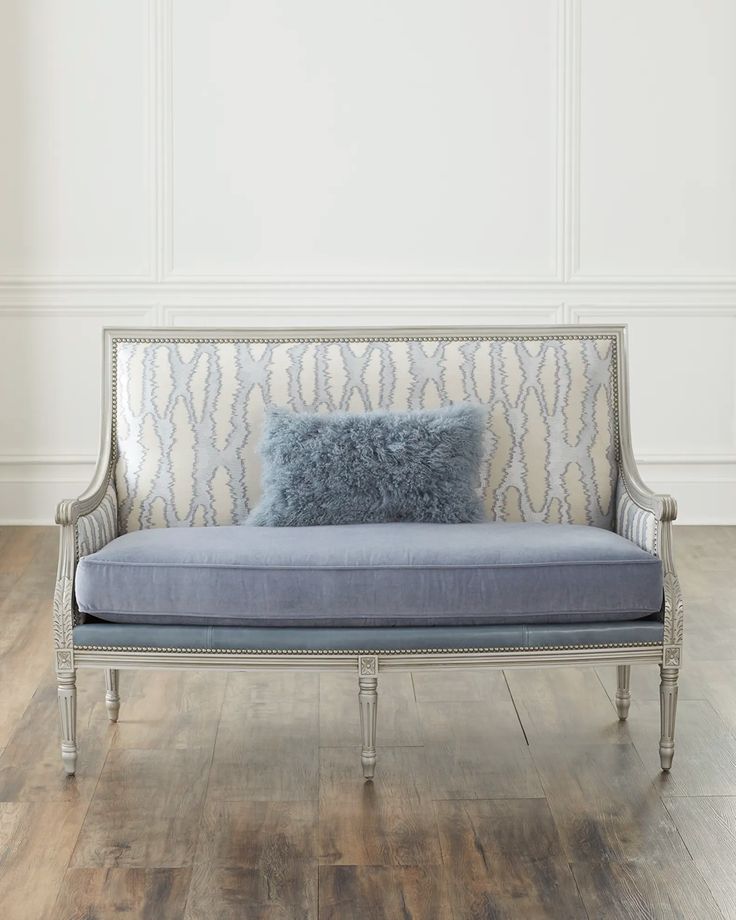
248;404;486;527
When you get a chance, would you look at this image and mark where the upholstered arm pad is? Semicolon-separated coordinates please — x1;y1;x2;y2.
57;472;118;559
53;478;117;667
615;472;677;558
74;482;118;558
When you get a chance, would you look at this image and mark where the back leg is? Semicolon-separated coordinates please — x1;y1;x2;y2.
105;669;120;722
615;665;631;720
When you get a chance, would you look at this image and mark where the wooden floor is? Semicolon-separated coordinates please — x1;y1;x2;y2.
1;527;736;919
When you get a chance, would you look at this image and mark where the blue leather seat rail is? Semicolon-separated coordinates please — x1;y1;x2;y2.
75;522;664;629
73;619;664;652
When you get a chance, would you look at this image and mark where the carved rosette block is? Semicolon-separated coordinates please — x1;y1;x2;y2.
358;656;378;779
359;655;378;676
55;649;73;672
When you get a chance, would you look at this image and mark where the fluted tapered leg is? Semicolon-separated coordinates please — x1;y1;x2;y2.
58;670;77;775
616;665;631;721
659;665;679;771
104;668;120;722
358;656;378;779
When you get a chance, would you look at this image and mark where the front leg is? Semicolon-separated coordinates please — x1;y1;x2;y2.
615;665;631;720
358;656;378;779
105;669;120;722
659;665;679;771
58;670;77;775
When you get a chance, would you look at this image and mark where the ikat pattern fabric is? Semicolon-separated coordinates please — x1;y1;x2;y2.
615;474;658;556
77;482;118;558
113;336;619;533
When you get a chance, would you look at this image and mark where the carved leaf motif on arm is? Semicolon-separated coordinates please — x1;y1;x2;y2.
662;572;684;648
53;575;74;650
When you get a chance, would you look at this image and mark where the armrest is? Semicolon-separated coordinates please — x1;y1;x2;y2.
616;457;682;665
53;470;117;672
72;481;118;558
615;456;677;558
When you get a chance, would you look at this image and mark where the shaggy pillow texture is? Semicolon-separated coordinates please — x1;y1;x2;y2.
248;405;486;527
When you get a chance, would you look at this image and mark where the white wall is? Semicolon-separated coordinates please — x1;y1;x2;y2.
1;0;735;524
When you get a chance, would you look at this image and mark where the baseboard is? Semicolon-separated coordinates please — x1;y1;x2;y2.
1;459;734;526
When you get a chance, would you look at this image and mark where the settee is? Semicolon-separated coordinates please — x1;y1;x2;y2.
54;325;682;777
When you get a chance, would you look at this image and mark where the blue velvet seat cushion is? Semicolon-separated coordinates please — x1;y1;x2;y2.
75;522;663;628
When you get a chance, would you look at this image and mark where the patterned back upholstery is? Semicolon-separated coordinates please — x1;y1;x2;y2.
112;332;620;533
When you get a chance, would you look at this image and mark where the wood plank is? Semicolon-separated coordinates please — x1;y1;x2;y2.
532;742;690;862
0;526;48;595
319;747;441;867
195;799;316;866
571;858;723;920
319;671;421;747
70;748;211;868
436;799;587;919
504;667;621;744
0;801;87;920
668;660;736;734
50;868;192;920
184;801;317;919
664;795;736;919
685;606;736;662
417;699;543;800
0;673;113;803
207;672;319;801
412;668;510;703
625;699;736;796
110;669;227;751
185;864;317;920
0;527;72;757
318;865;452;920
0;526;57;609
320;743;431;802
0;596;58;757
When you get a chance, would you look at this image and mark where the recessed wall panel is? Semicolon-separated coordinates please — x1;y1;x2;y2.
171;0;558;277
0;308;156;459
573;308;736;457
578;0;736;277
0;1;150;277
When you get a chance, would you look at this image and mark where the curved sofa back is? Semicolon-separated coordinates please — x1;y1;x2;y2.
110;329;621;533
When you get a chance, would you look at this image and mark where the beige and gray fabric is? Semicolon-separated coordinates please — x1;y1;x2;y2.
615;475;659;556
76;482;118;559
113;335;619;533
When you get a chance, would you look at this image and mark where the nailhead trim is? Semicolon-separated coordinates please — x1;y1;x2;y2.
74;640;662;655
110;330;622;516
